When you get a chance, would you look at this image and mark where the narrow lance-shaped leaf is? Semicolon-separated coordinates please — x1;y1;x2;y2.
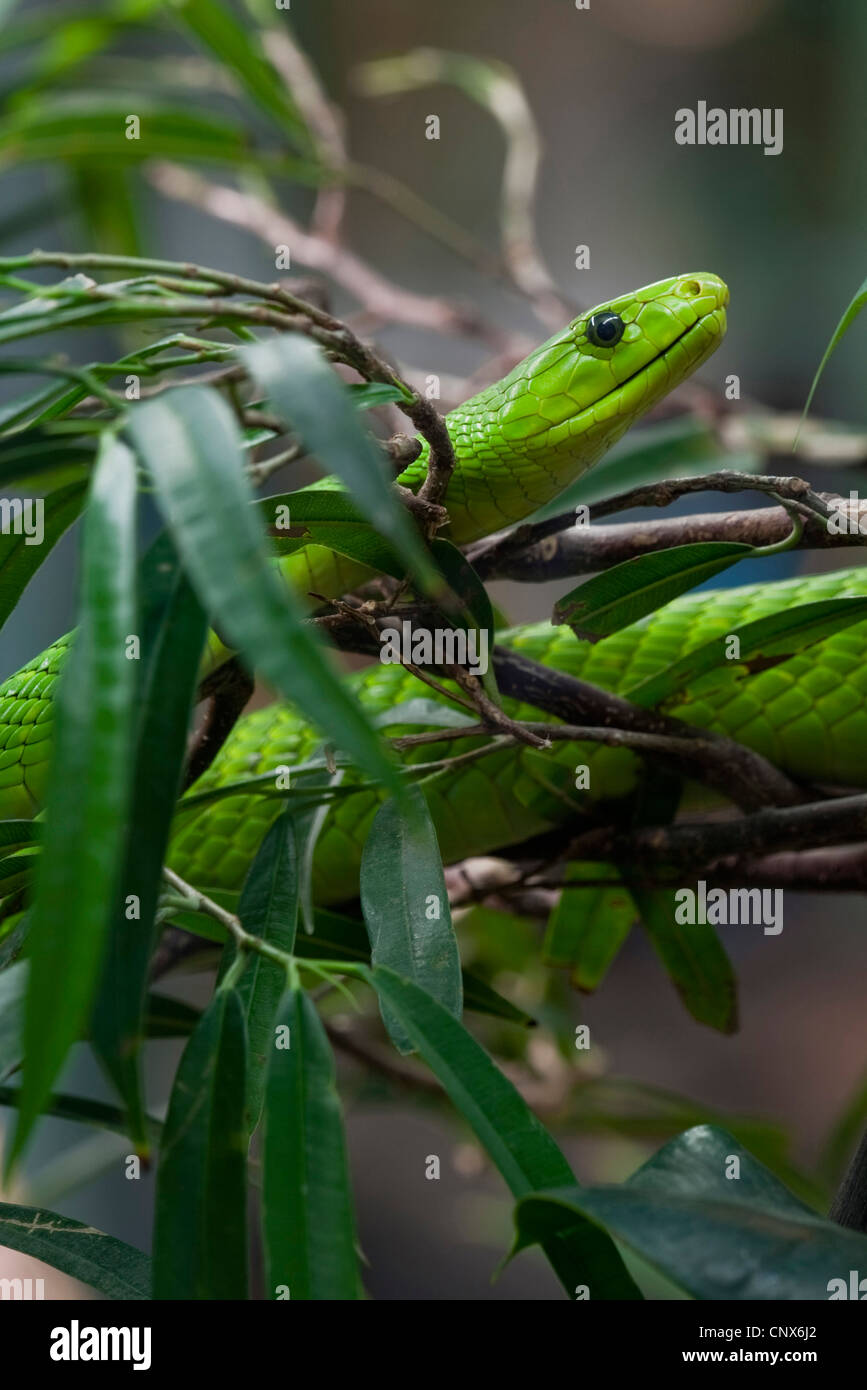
365;966;641;1299
127;386;401;793
221;805;300;1136
430;536;499;701
361;786;462;1054
243;337;441;594
91;532;207;1149
543;863;636;991
0;1201;151;1300
0;482;85;633
153;987;248;1299
295;907;534;1026
553;542;754;640
9;435;137;1172
0;95;323;177
172;0;312;148
627;882;738;1035
797;273;867;442
262;988;361;1300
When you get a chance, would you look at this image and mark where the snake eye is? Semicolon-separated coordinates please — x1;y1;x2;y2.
586;311;625;348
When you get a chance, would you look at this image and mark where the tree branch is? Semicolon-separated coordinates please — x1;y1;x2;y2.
473;501;867;581
466;470;839;577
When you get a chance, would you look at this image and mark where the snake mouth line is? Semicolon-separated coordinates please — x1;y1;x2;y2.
585;305;726;423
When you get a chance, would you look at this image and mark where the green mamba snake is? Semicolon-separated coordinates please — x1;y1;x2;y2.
3;271;866;907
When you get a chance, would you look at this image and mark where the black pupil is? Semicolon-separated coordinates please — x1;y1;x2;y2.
587;312;624;347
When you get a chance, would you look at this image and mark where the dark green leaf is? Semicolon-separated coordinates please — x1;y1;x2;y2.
0;820;39;852
366;965;641;1298
243;337;439;593
0;482;85;633
127;386;400;792
172;0;311;147
361;787;462;1053
227;806;299;1135
0;959;25;1081
544;863;636;990
144;993;201;1039
430;536;497;699
0;1201;150;1299
297;908;532;1024
627;883;738;1034
515;1125;867;1300
153;987;248;1299
262;988;361;1300
91;531;206;1148
553;543;753;640
10;435;137;1171
0;1084;160;1139
0;431;93;491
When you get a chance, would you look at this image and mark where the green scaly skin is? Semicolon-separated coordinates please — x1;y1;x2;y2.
10;270;864;909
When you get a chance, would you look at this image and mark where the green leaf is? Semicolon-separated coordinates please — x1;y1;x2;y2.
144;993;201;1039
373;698;472;730
243;337;439;593
0;482;85;633
627;596;867;709
515;1125;867;1300
0;93;320;175
172;0;311;148
70;163;142;258
544;863;636;990
430;536;498;700
153;987;248;1299
227;806;300;1135
0;820;39;852
296;908;532;1025
459;971;535;1027
797;274;867;442
289;765;344;938
91;531;207;1148
361;787;462;1054
627;883;738;1034
261;487;404;579
0;1201;150;1299
0;1084;160;1139
365;965;641;1298
0;959;25;1081
0;431;93;492
127;386;400;792
347;382;406;410
9;434;137;1172
553;542;754;640
262;988;361;1300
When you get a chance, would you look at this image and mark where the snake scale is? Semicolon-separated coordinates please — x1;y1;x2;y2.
2;271;866;908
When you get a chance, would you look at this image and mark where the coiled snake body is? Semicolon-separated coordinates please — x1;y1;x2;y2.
2;272;864;905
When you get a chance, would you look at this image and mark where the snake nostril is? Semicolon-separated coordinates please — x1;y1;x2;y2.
680;279;702;298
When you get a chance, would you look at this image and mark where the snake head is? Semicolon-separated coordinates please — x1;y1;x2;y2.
401;272;729;541
498;271;728;448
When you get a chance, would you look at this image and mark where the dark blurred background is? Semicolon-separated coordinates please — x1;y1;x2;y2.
1;0;866;1299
